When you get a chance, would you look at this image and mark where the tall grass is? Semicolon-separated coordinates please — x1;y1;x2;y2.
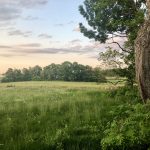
0;81;148;150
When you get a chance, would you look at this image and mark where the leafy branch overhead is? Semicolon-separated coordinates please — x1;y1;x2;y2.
79;0;146;86
79;0;146;43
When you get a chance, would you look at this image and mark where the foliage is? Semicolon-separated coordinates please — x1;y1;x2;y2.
79;0;145;42
79;0;146;86
101;103;150;150
1;61;106;83
108;86;141;103
99;47;125;69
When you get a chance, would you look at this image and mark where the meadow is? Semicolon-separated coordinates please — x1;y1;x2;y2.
0;81;149;150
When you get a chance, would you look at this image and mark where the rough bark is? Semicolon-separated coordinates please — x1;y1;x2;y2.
135;0;150;103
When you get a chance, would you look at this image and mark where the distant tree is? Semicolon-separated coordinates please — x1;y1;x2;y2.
43;64;61;80
61;61;73;81
1;62;107;83
93;67;106;83
30;66;42;81
13;69;23;81
71;62;81;81
22;68;31;81
1;68;23;82
1;68;14;82
82;65;93;81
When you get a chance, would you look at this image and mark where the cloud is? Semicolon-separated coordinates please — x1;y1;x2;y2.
0;39;104;57
0;36;127;58
18;43;41;47
0;0;48;8
0;22;16;28
23;15;39;21
18;0;48;8
49;41;60;44
67;21;74;25
0;0;48;24
54;21;75;27
0;43;41;49
0;54;14;57
69;39;82;44
0;36;126;58
0;53;26;58
10;44;101;55
8;29;32;37
38;33;52;39
0;53;18;58
87;54;99;59
0;6;21;22
0;45;12;48
54;23;64;27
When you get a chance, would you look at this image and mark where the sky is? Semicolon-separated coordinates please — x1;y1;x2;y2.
0;0;122;74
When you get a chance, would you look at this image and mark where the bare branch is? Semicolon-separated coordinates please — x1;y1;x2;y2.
107;33;130;53
108;41;130;53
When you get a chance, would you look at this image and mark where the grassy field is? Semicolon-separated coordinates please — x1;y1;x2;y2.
0;81;147;150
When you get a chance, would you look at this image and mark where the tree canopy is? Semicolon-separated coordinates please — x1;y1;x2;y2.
79;0;146;43
79;0;146;86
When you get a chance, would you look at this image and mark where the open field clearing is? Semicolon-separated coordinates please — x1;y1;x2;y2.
0;81;149;150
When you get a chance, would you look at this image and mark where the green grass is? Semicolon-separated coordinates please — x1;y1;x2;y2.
0;81;144;150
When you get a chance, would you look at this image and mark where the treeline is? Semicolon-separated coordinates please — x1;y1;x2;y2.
1;61;107;83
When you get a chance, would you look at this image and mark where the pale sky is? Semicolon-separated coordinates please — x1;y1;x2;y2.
0;0;122;74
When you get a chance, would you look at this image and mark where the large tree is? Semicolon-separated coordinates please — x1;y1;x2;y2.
79;0;146;85
135;0;150;103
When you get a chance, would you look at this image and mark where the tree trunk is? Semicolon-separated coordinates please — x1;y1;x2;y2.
135;0;150;103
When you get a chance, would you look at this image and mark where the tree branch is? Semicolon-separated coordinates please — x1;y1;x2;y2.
107;41;130;53
107;34;130;53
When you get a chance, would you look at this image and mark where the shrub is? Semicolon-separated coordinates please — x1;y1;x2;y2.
101;103;150;150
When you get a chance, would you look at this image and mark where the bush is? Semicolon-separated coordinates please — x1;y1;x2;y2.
101;103;150;150
108;86;141;104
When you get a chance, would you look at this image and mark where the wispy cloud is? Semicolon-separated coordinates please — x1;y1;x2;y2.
0;53;27;58
67;21;74;25
0;45;12;49
18;0;48;8
0;36;126;59
54;23;64;27
8;29;32;37
38;33;52;39
49;41;60;44
54;21;75;27
0;0;48;8
9;43;101;55
23;15;39;21
0;53;20;58
69;39;82;44
0;54;15;58
0;0;48;24
18;43;41;47
0;6;21;22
